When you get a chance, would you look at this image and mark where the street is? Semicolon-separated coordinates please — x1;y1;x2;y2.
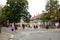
1;27;60;40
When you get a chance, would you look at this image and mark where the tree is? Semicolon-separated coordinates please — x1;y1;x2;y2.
40;11;51;26
0;6;6;33
45;0;60;20
40;13;50;22
0;6;3;33
0;12;7;34
2;0;31;23
0;16;3;33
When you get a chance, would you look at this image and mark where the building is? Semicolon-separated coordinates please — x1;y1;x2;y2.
30;13;43;28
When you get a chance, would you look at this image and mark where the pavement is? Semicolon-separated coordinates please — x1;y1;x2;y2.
0;32;14;40
0;27;60;40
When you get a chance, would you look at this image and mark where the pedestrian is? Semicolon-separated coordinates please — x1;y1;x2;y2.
46;25;49;29
36;25;38;29
34;25;36;29
11;23;15;31
14;23;17;32
28;25;30;28
22;24;25;29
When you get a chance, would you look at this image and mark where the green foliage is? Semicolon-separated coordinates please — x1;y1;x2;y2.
0;7;4;24
46;0;59;13
40;13;51;22
45;0;60;21
2;0;31;23
39;0;60;22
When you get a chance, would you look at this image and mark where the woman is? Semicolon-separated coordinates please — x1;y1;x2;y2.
11;23;15;31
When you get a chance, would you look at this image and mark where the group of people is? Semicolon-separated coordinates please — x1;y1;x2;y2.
11;23;39;31
11;23;17;32
34;25;38;29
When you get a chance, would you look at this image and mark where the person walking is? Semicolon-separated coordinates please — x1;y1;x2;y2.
34;25;36;29
14;23;17;32
36;25;38;29
11;23;15;31
22;24;25;29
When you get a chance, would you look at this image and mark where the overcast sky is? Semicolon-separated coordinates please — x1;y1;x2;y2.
0;0;60;17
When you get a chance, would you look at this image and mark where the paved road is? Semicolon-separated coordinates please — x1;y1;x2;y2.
1;27;60;40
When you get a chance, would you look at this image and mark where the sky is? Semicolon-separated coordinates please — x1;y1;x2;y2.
27;0;47;17
0;0;60;17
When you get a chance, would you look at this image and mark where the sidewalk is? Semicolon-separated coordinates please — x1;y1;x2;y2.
18;27;60;32
32;28;60;32
0;32;14;40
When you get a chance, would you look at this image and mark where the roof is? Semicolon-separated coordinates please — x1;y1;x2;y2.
30;14;41;20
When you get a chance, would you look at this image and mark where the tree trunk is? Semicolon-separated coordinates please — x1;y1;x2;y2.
0;25;1;34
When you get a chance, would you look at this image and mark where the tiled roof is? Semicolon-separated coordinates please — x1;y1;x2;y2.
30;14;41;20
